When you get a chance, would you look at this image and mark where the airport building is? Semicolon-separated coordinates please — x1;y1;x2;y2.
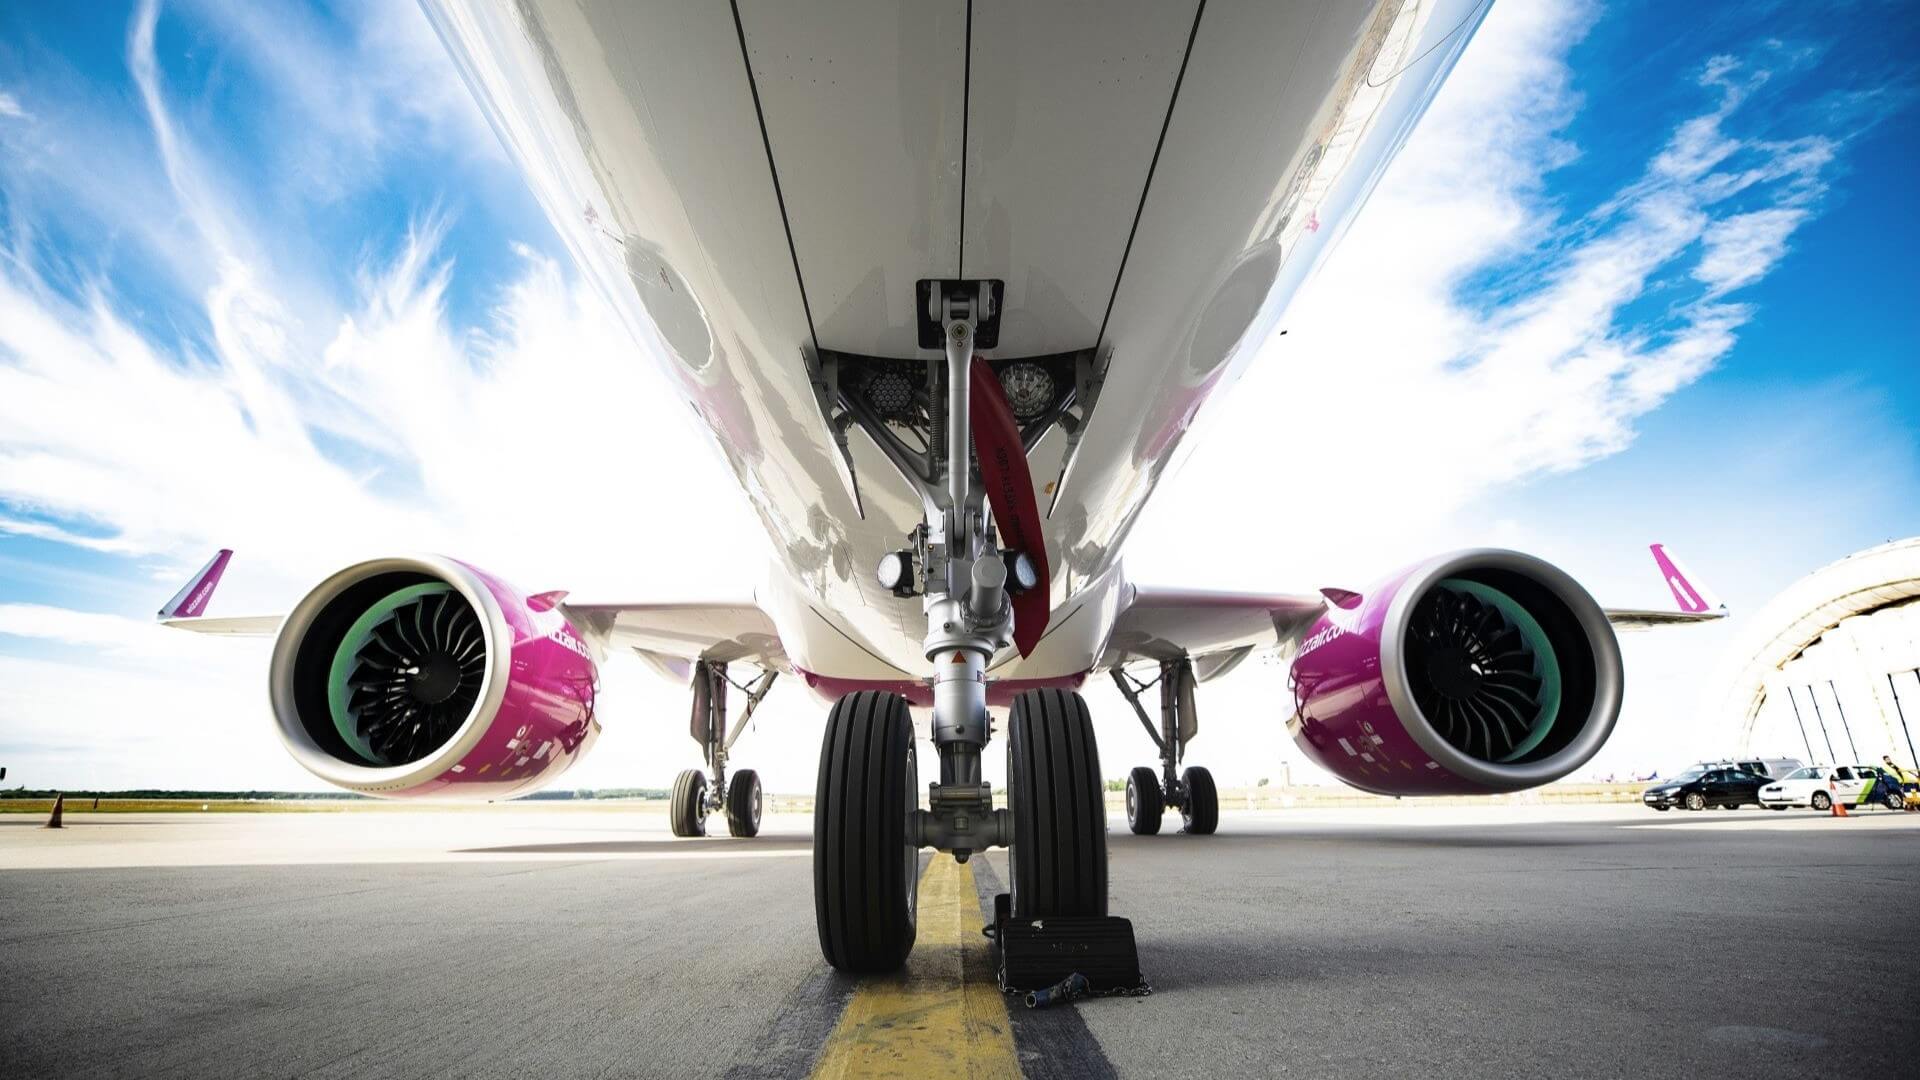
1720;537;1920;770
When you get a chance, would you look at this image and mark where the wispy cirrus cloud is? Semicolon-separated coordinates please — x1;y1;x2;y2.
0;1;756;596
1695;207;1809;296
1135;0;1867;586
0;1;759;788
1122;0;1913;784
0;0;1908;791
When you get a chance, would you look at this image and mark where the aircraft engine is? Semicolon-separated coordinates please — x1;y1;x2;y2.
267;555;599;798
1288;550;1622;795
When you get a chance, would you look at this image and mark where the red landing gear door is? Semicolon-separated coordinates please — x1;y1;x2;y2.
969;357;1051;657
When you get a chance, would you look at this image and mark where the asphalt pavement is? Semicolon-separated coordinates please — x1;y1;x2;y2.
2;803;1915;1079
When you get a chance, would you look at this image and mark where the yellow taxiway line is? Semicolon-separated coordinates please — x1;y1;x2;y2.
810;855;1019;1079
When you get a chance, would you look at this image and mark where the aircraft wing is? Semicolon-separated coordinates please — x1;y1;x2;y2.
156;549;283;636
559;600;789;682
1604;543;1728;632
160;614;285;636
1600;607;1727;631
1100;585;1326;680
1104;543;1724;673
156;551;788;679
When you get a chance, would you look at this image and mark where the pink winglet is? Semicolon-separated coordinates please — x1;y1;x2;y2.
1318;587;1363;609
527;590;569;612
1649;544;1715;614
158;549;233;619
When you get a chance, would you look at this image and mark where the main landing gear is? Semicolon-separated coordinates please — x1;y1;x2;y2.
810;285;1108;972
669;659;777;838
1112;659;1219;835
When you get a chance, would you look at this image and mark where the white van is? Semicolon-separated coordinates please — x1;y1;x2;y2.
1758;765;1904;811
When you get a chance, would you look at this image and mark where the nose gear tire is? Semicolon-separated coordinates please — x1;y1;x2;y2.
1008;689;1108;919
814;691;919;973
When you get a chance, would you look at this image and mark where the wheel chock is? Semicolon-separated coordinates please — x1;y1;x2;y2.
985;893;1150;1004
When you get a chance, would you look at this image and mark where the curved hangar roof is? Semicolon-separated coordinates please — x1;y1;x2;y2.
1718;537;1920;740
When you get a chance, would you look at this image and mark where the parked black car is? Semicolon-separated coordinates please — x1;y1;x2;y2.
1642;767;1772;811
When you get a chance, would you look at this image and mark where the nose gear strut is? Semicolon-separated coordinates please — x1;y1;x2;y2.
913;302;1015;863
812;282;1121;975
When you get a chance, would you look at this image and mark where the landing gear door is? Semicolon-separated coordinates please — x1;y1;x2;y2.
1175;661;1199;750
690;667;715;746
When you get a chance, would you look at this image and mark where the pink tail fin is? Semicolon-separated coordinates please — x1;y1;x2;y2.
158;549;233;619
1649;544;1720;613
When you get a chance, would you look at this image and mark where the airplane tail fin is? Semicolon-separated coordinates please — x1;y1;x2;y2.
1649;543;1723;613
157;549;233;619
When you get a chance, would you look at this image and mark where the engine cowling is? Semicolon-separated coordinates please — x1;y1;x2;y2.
1289;549;1622;795
267;555;599;798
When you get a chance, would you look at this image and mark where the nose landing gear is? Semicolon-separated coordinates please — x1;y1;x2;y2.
809;289;1111;972
669;659;777;838
1113;659;1220;835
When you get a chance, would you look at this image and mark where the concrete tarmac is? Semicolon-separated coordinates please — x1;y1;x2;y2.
2;803;1916;1079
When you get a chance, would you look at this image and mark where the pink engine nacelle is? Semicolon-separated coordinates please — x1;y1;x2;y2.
267;555;599;799
1288;549;1623;796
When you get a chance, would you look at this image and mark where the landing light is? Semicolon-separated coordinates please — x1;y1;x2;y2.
876;550;916;597
999;362;1055;420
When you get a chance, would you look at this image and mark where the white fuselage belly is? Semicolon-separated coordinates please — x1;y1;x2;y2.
426;0;1486;683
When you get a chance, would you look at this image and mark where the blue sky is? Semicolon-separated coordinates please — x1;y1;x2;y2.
0;0;1915;791
1478;0;1920;588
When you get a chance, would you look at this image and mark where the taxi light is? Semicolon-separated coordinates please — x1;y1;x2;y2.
1004;551;1039;594
876;550;916;597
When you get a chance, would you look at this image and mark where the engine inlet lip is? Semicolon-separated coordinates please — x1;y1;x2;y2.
267;554;508;793
1378;548;1623;792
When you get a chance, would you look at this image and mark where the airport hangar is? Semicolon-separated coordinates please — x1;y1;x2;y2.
1719;536;1920;771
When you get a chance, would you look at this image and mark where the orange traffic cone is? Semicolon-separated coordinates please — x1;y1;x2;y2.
45;793;64;829
1830;780;1847;818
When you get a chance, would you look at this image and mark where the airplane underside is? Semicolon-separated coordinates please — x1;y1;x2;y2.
164;0;1728;976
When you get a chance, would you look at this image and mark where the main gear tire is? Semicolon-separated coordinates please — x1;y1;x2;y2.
1181;765;1220;835
670;769;707;838
726;769;763;838
1125;766;1163;836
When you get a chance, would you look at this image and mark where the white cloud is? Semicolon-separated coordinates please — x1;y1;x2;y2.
1121;1;1898;785
1132;0;1843;590
0;2;762;588
0;89;28;120
0;0;1895;793
0;3;772;790
1695;207;1808;294
169;0;503;199
0;515;146;554
0;604;208;658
